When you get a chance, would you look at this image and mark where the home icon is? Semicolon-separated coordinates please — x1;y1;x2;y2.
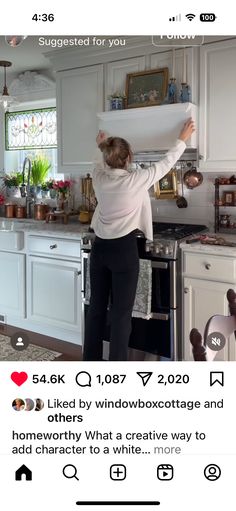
15;464;32;481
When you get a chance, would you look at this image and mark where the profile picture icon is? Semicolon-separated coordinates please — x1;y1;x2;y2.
35;399;44;411
10;331;29;351
204;464;221;481
12;399;25;411
24;398;35;411
16;337;24;347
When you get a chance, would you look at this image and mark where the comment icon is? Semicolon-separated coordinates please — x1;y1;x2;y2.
75;371;92;387
63;464;79;481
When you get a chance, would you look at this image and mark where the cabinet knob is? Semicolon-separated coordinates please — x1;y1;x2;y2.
205;263;211;270
49;244;57;249
184;288;189;294
77;271;81;276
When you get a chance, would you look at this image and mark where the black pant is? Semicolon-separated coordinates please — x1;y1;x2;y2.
83;231;139;361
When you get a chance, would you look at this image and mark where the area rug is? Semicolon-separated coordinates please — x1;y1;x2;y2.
0;334;61;361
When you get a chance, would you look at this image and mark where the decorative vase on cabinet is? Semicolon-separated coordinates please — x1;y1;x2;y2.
110;98;124;110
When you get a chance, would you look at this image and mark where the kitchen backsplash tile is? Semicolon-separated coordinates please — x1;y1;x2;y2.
0;169;228;230
59;170;235;230
151;172;223;229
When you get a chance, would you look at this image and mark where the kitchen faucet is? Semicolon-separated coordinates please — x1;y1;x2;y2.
20;157;34;218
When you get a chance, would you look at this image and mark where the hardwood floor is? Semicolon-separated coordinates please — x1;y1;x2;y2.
0;324;83;361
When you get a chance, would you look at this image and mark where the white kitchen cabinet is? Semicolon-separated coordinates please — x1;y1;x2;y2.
183;277;235;361
27;235;81;260
56;64;103;172
199;39;236;170
182;241;236;361
27;256;82;336
105;56;145;110
0;252;25;319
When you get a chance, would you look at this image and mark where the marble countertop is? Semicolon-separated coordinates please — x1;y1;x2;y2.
0;217;91;238
180;232;236;257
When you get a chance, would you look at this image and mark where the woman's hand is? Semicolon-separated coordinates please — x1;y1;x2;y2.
96;130;107;147
178;118;195;142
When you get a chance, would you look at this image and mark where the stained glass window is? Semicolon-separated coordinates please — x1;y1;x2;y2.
5;107;57;150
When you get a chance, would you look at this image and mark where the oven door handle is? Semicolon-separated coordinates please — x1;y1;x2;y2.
81;251;89;259
151;312;169;321
151;261;168;269
81;250;90;295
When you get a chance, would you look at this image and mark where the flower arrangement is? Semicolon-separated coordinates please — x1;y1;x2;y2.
53;179;73;196
45;178;55;190
41;179;56;192
0;193;5;205
4;172;23;188
107;91;126;100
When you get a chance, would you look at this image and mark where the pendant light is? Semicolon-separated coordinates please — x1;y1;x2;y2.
0;61;19;111
5;36;27;47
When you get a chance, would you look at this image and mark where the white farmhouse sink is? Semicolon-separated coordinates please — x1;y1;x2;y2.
0;220;24;250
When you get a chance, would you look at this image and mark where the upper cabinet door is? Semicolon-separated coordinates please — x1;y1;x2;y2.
105;56;145;111
199;39;236;170
57;65;103;172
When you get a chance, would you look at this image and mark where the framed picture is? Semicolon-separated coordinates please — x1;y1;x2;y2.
223;191;235;205
154;170;178;199
125;68;169;109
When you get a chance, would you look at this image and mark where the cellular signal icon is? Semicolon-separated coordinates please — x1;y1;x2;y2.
169;13;181;22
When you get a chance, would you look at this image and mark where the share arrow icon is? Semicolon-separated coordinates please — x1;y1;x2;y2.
137;372;153;386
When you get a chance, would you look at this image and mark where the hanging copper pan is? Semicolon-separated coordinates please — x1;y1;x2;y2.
183;166;203;189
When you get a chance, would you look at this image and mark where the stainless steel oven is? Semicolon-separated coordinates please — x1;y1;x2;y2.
127;256;178;360
81;222;207;361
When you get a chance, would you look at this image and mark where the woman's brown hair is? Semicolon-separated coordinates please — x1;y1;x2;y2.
99;137;132;169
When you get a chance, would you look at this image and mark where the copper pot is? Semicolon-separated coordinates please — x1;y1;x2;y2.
34;204;48;220
15;205;26;219
5;204;15;218
183;166;203;189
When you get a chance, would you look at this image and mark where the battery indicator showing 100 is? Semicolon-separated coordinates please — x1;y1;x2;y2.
200;13;217;22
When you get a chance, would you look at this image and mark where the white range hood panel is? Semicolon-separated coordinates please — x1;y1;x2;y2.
97;103;197;152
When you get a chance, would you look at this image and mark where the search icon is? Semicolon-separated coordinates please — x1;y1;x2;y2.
62;464;79;481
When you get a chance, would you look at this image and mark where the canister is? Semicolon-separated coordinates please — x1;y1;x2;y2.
34;204;48;220
5;203;15;218
15;205;26;219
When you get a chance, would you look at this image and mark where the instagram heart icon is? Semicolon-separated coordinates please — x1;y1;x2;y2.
11;371;28;386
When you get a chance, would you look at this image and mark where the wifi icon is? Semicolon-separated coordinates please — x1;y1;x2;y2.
186;13;196;21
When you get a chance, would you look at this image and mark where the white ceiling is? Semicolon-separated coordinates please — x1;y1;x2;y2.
0;36;55;80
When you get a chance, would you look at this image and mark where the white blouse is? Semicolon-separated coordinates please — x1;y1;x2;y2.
91;139;186;241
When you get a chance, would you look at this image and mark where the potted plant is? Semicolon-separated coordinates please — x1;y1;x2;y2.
107;91;126;110
31;156;51;196
3;172;23;198
44;178;56;198
41;182;50;198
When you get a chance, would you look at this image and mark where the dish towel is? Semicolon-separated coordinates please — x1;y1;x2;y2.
85;256;152;320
